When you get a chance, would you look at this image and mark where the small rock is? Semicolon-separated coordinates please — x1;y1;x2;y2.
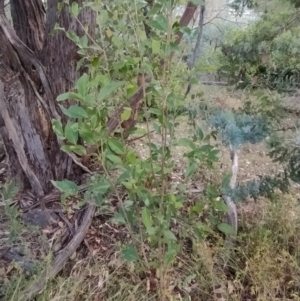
22;209;59;229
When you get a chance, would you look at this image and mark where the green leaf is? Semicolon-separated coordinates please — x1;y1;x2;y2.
147;108;162;116
112;35;122;47
121;107;132;121
59;104;86;119
141;207;152;229
194;222;213;235
64;105;88;118
61;144;86;156
57;92;69;101
117;174;129;186
60;105;72;118
152;39;161;54
191;203;204;214
195;127;204;140
198;144;214;152
91;177;111;195
178;184;186;192
65;121;78;145
163;230;177;241
79;35;88;48
164;247;177;265
76;57;85;71
97;82;123;102
66;30;79;43
68;92;84;101
138;29;147;41
122;180;135;190
52;120;64;139
147;3;162;16
84;94;96;106
209;149;220;157
80;131;95;144
165;120;173;133
90;115;99;129
153;122;162;134
87;44;102;51
108;138;125;155
180;26;192;36
126;84;138;98
76;73;89;97
124;200;134;210
213;200;228;212
51;180;78;195
127;151;137;164
217;223;236;235
122;244;138;262
185;161;197;178
106;154;122;165
172;21;180;31
209;214;218;226
112;212;126;224
148;14;168;32
71;2;79;16
126;127;147;136
91;56;99;68
94;194;105;206
161;42;178;56
60;144;75;154
177;138;196;149
206;185;218;198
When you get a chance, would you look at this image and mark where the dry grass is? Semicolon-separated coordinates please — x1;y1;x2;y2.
4;195;300;301
2;85;300;301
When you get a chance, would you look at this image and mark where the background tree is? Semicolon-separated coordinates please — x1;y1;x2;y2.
217;1;300;91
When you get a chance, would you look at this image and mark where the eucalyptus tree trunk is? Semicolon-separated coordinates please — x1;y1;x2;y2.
0;0;95;197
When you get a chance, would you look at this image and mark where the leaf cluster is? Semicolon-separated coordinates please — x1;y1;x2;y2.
222;171;290;202
208;109;270;149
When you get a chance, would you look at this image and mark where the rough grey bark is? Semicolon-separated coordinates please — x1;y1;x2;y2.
0;16;55;196
42;0;95;96
10;0;45;51
0;0;96;197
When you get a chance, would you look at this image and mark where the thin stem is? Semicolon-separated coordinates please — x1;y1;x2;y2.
121;0;158;269
75;16;108;69
99;140;146;269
